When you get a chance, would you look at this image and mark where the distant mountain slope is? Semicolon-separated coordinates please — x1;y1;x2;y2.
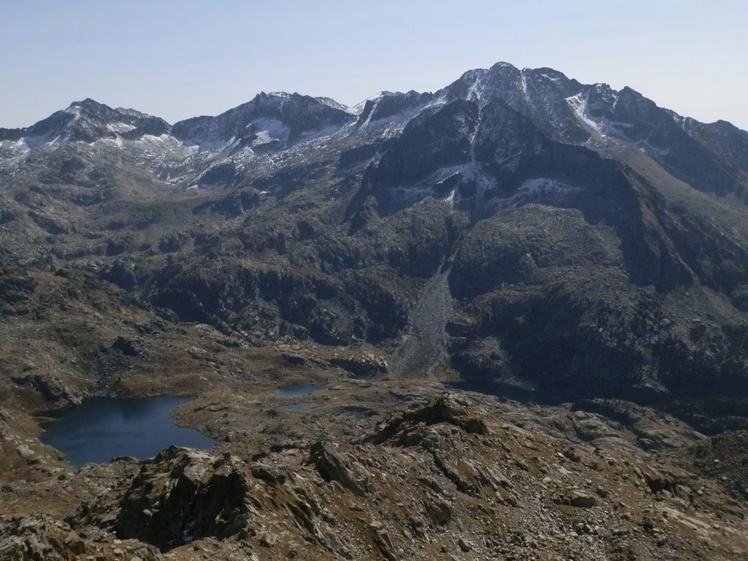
2;61;748;431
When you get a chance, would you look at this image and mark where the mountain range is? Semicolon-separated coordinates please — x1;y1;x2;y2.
2;61;748;431
4;60;748;560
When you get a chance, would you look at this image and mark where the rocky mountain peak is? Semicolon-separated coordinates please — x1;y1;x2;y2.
171;90;355;153
355;90;435;129
68;97;109;113
0;98;170;146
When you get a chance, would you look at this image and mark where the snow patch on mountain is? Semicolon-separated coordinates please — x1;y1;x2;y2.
298;124;344;144
444;187;457;208
249;118;289;147
0;140;31;170
566;87;682;161
537;71;562;83
452;64;529;114
383;164;582;218
428;165;469;185
66;105;83;118
356;91;441;132
315;96;354;114
567;88;644;143
566;93;606;135
487;178;582;213
107;122;137;134
24;134;59;149
180;134;234;153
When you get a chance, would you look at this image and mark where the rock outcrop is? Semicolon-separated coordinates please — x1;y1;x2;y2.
4;380;748;560
74;447;255;550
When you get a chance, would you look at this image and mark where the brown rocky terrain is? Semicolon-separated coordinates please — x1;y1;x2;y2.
2;377;748;560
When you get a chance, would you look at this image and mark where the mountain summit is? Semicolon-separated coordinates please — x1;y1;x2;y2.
0;98;170;145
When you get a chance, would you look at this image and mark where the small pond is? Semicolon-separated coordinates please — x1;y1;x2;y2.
38;395;215;468
275;383;325;398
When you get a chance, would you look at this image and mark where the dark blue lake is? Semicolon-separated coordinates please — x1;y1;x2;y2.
38;396;215;467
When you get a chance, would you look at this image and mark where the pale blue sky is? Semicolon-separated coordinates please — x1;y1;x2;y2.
1;1;746;129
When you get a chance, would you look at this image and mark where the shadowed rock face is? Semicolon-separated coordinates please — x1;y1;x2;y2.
113;447;252;550
2;61;748;430
365;99;479;212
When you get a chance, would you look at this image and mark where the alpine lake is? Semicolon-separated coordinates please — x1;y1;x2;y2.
37;395;215;468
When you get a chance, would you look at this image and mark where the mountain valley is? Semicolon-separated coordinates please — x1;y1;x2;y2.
2;61;748;559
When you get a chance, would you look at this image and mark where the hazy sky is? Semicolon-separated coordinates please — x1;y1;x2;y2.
2;1;746;130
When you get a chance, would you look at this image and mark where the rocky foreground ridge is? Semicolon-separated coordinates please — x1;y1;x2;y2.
3;382;748;561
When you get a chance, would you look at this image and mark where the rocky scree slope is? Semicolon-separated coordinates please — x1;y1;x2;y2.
2;63;748;431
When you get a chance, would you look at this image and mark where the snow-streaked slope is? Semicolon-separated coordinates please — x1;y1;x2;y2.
2;62;746;201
